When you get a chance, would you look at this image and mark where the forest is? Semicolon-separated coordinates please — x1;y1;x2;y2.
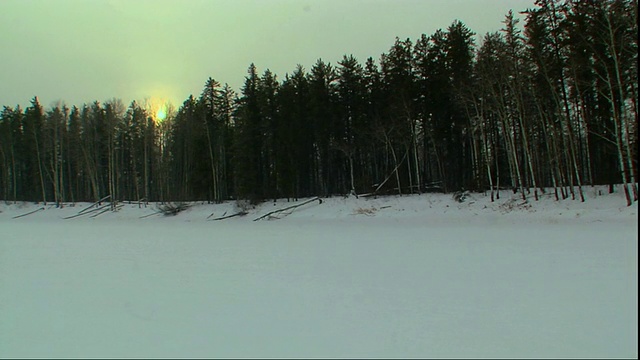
0;0;637;206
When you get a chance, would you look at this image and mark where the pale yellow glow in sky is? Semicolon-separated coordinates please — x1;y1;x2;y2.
156;108;167;122
142;97;171;123
0;0;535;109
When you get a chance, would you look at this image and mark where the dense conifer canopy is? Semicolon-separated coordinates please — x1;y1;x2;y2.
0;0;637;205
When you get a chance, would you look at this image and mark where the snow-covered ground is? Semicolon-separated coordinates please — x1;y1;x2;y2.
1;187;637;358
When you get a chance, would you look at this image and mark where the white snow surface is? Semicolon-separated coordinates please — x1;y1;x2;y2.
0;187;637;358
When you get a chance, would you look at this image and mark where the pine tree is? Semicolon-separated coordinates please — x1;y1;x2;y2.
233;63;264;203
308;59;338;196
23;97;47;203
277;65;313;199
380;38;416;194
0;106;22;201
257;69;280;200
336;54;366;194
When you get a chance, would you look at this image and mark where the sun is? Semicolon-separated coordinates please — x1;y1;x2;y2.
144;97;171;123
156;107;167;121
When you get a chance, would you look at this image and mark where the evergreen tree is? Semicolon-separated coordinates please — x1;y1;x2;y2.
22;97;47;203
2;0;637;206
308;59;338;196
234;63;264;203
257;69;280;200
277;65;313;198
336;55;367;194
380;38;416;194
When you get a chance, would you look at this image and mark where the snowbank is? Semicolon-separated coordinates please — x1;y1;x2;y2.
0;186;637;358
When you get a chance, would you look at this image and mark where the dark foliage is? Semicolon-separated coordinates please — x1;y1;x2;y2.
0;0;636;206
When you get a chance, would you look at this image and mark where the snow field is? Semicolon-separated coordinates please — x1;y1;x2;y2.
0;188;637;358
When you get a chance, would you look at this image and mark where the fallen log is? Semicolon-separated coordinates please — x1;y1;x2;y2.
139;211;162;219
253;197;321;221
76;195;111;215
90;203;123;218
210;211;248;221
12;207;45;219
206;211;222;219
369;152;408;196
63;203;112;219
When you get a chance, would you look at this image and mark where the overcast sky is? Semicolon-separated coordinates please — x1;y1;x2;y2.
0;0;535;109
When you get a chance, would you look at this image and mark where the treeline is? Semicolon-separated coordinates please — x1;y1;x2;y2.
0;0;637;206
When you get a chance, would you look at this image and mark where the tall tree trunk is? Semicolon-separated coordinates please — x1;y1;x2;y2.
204;116;218;202
33;127;47;205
